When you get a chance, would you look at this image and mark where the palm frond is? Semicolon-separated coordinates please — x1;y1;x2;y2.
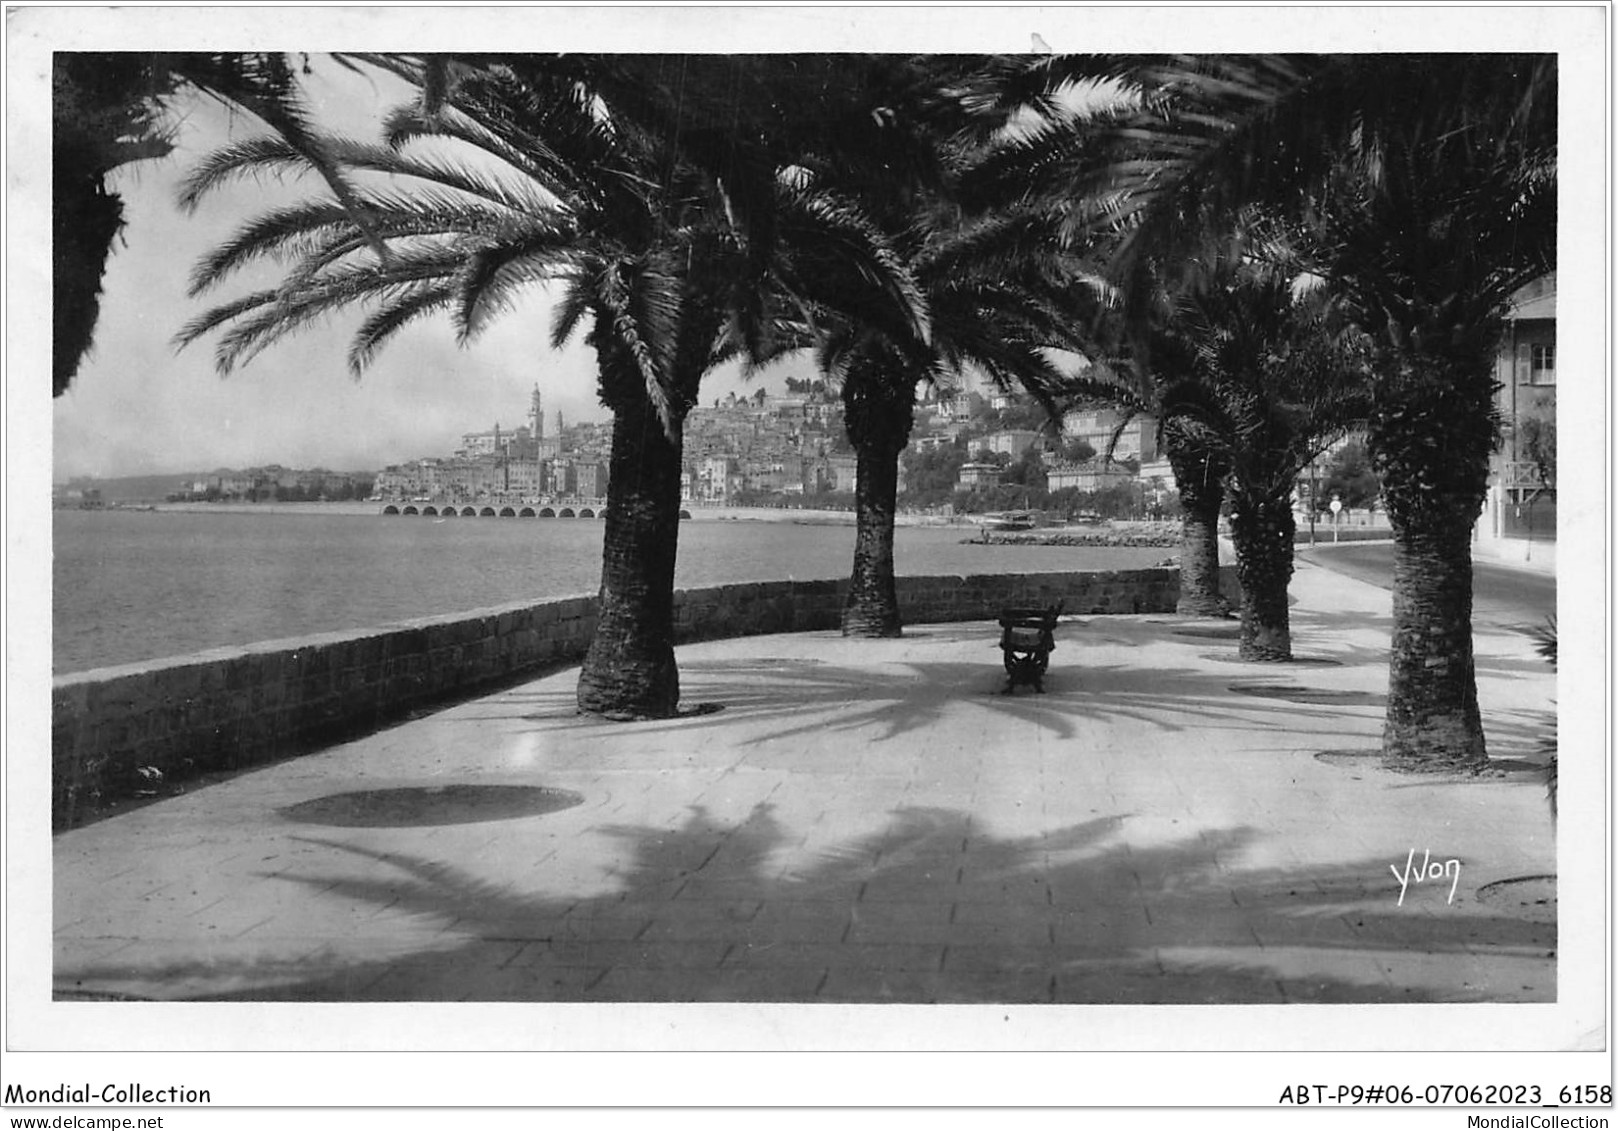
377;100;585;207
594;259;682;438
179;245;470;371
173;287;289;352
776;186;932;347
166;53;392;260
347;280;459;374
451;216;583;341
187;200;359;295
176;135;338;212
548;278;596;351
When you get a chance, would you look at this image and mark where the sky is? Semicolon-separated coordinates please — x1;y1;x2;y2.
49;56;817;482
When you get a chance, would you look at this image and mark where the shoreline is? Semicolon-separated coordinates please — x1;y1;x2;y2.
113;501;380;517
113;501;977;526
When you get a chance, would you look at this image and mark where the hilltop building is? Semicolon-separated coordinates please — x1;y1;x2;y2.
1060;407;1159;463
457;387;562;464
1047;461;1133;492
978;429;1043;459
957;461;1003;489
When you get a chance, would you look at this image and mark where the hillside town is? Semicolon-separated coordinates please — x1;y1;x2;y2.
369;388;613;505
364;379;1183;518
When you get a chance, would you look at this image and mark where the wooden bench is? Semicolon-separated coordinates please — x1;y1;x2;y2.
996;601;1064;694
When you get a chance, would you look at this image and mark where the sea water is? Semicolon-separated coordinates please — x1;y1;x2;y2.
51;509;1172;673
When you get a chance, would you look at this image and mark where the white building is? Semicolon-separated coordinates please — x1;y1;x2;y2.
1047;461;1132;492
1061;408;1159;462
697;455;736;502
982;429;1043;458
957;461;1003;489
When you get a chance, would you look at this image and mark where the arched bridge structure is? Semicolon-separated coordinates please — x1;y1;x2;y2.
381;498;618;519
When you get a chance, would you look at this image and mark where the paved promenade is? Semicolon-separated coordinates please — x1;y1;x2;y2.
53;559;1557;1005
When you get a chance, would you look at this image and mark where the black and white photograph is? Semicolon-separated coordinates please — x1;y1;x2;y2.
4;2;1611;1120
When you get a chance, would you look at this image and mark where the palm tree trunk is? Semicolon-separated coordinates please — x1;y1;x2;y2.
843;434;904;636
1383;518;1486;768
840;366;915;637
1168;440;1229;617
1229;491;1296;660
1372;365;1493;771
576;349;687;719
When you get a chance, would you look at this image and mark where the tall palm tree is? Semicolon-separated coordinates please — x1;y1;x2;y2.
644;54;1082;640
178;55;930;719
1163;424;1232;618
1045;246;1374;649
821;207;1085;637
1163;259;1373;660
1023;54;1556;769
958;85;1238;620
1044;290;1234;621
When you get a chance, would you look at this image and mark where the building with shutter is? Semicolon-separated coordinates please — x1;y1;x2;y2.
1487;274;1556;539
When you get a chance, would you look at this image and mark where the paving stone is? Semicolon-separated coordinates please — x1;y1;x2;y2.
850;918;1052;949
637;915;845;945
816;967;942;1003
842;901;953;928
1050;905;1152;947
671;878;782;902
720;941;943;972
832;965;1055;1005
629;899;763;922
584;966;819;1003
941;944;1060;975
1367;950;1553;1001
451;964;607;1001
856;877;960;903
749;898;856;925
1054;965;1286;1005
456;914;643;943
507;938;729;970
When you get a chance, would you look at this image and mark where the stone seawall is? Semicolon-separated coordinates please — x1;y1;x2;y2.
52;567;1195;829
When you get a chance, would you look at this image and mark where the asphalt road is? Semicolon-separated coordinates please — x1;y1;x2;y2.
1299;542;1556;632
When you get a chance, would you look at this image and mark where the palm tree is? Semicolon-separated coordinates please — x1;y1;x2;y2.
1044;291;1234;621
835;342;923;637
656;54;1083;640
177;55;930;719
958;85;1239;620
822;207;1084;637
1023;53;1555;769
1163;258;1373;659
1164;426;1232;618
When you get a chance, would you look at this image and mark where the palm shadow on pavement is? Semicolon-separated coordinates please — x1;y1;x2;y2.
58;803;1554;1005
